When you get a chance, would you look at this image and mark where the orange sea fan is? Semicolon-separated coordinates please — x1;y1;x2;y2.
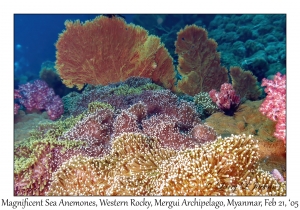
55;15;175;90
229;66;262;100
175;25;228;96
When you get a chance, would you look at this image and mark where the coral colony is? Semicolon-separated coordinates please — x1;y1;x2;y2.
14;15;286;196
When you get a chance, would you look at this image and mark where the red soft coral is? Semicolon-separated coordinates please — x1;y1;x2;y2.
209;83;240;116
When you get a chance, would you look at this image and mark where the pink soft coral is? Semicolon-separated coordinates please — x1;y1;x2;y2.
259;72;286;143
271;168;285;182
209;83;240;116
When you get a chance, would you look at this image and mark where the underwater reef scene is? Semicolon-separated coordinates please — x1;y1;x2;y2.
14;14;286;196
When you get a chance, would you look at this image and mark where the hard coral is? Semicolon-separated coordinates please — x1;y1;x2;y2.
55;15;175;90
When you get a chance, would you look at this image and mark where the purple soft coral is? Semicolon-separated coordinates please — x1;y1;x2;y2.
17;80;64;120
